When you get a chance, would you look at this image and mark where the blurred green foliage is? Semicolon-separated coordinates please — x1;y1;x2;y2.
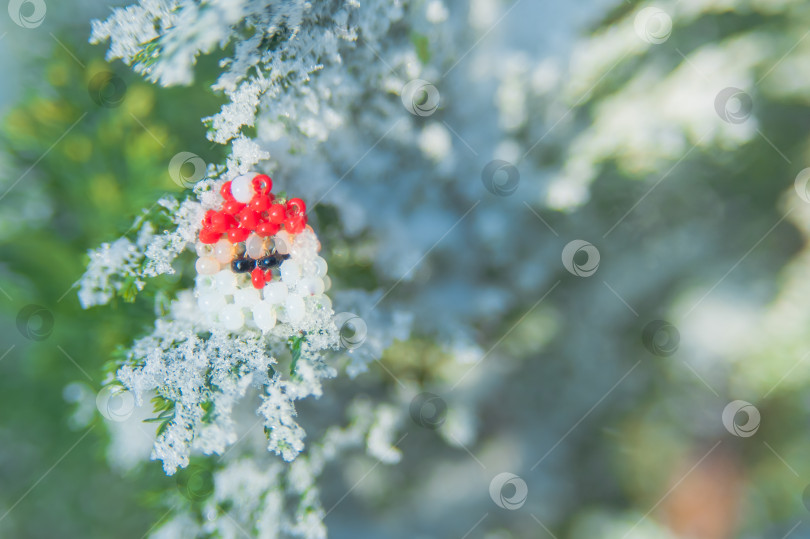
0;37;224;538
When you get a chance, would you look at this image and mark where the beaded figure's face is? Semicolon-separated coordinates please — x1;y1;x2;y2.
193;173;330;333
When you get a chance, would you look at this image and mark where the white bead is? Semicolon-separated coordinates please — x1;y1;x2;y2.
284;295;306;323
300;260;315;276
252;302;277;332
280;259;301;283
289;242;308;259
322;275;332;291
314;256;328;277
315;294;332;310
213;270;237;295
274;231;292;254
195;257;220;275
233;288;261;308
198;290;226;313
295;229;319;251
220;305;245;331
231;174;255;203
195;242;214;257
195;273;215;290
246;233;265;259
214;239;234;264
263;282;288;304
299;276;324;296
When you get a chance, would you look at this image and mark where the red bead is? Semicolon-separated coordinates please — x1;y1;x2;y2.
199;227;222;244
249;194;271;213
284;214;306;234
251;174;272;195
227;226;250;243
210;211;234;233
251;267;266;289
202;209;216;227
256;221;281;237
236;208;261;230
222;200;246;215
267;203;286;224
264;270;273;282
220;181;235;201
287;198;306;216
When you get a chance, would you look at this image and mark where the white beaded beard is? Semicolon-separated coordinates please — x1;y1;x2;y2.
194;227;332;334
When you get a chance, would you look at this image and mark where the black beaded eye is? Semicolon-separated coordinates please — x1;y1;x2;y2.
231;258;256;273
256;253;292;270
257;256;279;270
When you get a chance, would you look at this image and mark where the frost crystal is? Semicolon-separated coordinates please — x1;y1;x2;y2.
83;0;434;535
78;224;153;308
89;179;340;474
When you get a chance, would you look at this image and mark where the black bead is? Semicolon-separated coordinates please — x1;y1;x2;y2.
257;255;279;270
231;257;255;273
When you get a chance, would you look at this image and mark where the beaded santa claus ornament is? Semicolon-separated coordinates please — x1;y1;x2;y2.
193;173;330;333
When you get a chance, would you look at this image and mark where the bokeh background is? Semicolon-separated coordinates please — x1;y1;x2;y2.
3;0;810;538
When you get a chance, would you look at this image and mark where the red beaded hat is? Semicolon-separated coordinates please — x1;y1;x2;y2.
198;173;309;289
